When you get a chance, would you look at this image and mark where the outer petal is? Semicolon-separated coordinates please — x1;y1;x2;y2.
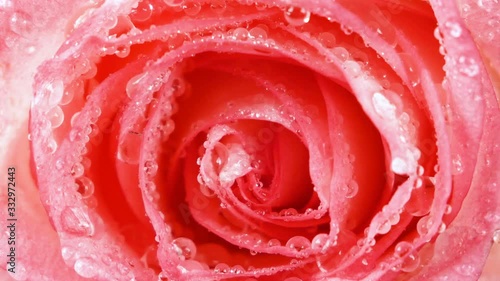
0;0;95;280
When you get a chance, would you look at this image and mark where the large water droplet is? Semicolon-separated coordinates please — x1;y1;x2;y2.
372;92;397;119
391;157;408;175
284;6;311;26
163;0;183;7
74;258;98;278
318;32;336;48
400;254;420;272
344;180;359;198
286;236;311;252
214;263;230;273
445;21;462;38
267;239;281;247
75;176;95;198
130;1;154;22
451;154;464;175
311;233;332;252
60;207;95;236
71;162;85;178
394;241;413;257
117;131;143;164
143;160;158;177
10;12;32;36
492;229;500;244
126;73;148;99
416;216;432;237
172;237;197;260
249;26;268;40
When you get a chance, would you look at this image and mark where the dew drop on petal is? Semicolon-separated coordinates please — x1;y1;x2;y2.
286;236;311;252
74;258;98;278
163;0;183;7
493;229;500;244
60;207;95;236
394;241;413;258
75;176;95;198
130;1;153;22
214;263;231;273
117;131;143;164
249;26;268;40
318;32;336;48
391;157;408;175
400;254;420;272
267;239;281;247
172;237;197;260
372;92;397;119
231;265;245;274
311;233;330;252
71;162;85;178
143;160;158;177
284;6;311;26
377;220;391;234
47;106;64;128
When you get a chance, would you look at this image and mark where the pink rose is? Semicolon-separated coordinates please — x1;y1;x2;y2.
1;0;498;280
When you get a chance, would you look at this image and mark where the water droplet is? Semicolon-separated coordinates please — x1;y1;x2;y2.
172;237;197;260
126;73;148;99
458;56;479;77
10;12;32;36
344;180;359;198
444;204;452;214
143;160;158;177
318;32;336;48
373;92;397;119
75;176;95;198
452;154;464;175
249;26;268;40
47;106;64;128
171;77;186;97
332;47;349;61
377;220;391;234
391;157;408;175
340;24;353;35
268;239;281;247
130;1;153;22
117;131;143;164
211;142;229;174
232;27;249;41
231;265;245;274
163;0;183;7
279;208;298;216
61;246;75;261
445;21;462;38
214;263;230;273
438;222;446;233
183;2;201;16
71;162;85;178
400;254;420;272
493;229;500;244
416;216;432;236
286;236;311;252
284;6;310;26
60;207;95;236
394;241;413;257
311;233;332;252
74;258;98;278
210;0;226;13
115;45;130;58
